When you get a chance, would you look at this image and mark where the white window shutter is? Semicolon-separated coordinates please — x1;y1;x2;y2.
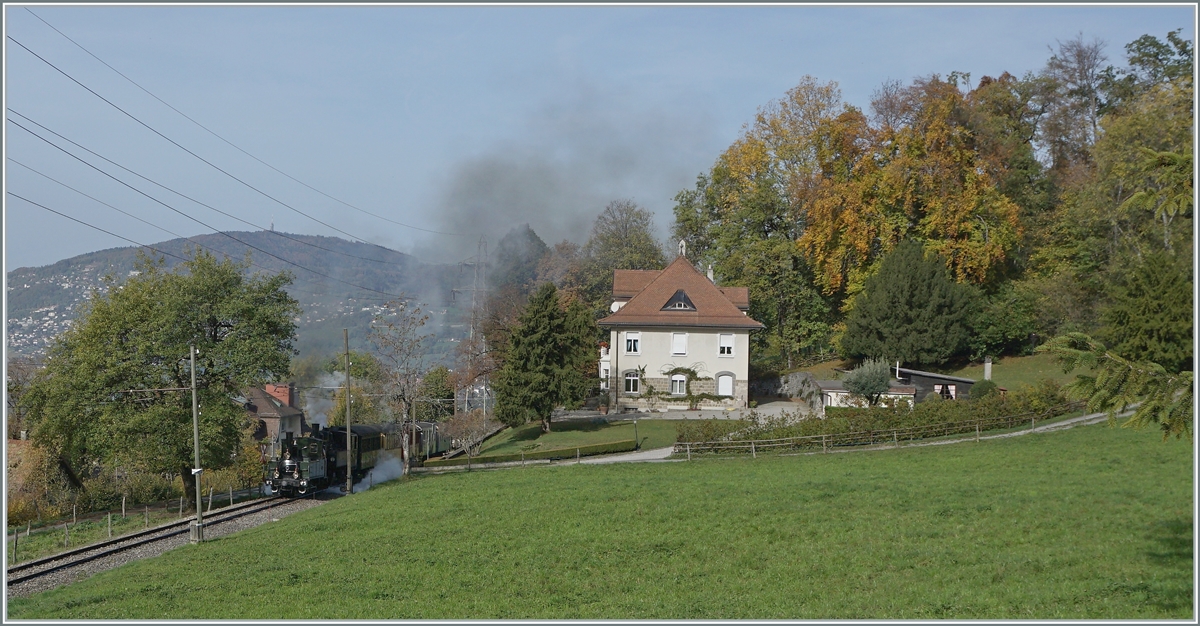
672;333;687;355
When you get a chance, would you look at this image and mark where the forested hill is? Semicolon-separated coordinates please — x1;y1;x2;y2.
6;231;475;361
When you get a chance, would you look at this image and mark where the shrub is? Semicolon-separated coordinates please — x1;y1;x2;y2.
970;379;999;399
424;439;636;467
676;419;750;443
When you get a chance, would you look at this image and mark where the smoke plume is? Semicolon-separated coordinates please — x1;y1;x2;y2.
352;452;405;493
415;87;716;262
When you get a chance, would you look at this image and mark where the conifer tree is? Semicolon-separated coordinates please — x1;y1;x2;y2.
841;241;977;367
1100;251;1193;374
493;283;597;432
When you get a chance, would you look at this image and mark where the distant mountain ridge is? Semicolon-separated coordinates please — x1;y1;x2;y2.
6;231;476;362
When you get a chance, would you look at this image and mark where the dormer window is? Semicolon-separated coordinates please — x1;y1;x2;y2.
661;289;695;311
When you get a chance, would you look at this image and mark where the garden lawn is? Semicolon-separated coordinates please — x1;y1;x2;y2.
9;423;1191;619
478;418;679;457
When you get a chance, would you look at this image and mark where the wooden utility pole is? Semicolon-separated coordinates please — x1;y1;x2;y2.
344;329;353;495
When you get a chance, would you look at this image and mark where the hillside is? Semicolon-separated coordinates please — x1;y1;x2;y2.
5;231;476;363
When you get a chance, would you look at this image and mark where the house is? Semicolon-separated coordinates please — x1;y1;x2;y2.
817;380;917;408
895;366;977;401
598;253;764;411
239;383;309;444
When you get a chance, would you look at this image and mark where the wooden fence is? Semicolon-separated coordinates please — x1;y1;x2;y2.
673;401;1085;457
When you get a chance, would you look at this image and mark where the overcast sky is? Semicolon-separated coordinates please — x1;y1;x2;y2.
3;4;1194;270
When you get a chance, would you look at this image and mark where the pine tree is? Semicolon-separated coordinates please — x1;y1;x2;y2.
841;241;977;367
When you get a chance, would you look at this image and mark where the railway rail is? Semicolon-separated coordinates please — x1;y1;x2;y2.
7;496;288;588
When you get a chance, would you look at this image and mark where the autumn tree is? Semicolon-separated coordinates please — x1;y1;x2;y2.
21;251;299;509
6;355;40;440
327;384;382;427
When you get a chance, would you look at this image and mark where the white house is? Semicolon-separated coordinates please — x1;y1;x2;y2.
598;255;763;411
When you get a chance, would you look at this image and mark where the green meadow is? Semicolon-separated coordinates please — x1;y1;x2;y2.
9;422;1191;619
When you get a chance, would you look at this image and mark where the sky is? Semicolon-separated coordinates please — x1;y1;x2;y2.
3;3;1195;271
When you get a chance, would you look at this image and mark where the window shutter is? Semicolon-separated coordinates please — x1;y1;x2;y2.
672;333;687;355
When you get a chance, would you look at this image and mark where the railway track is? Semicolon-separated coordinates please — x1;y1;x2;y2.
7;496;288;588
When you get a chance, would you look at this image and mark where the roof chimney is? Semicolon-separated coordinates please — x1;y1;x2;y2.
707;265;714;283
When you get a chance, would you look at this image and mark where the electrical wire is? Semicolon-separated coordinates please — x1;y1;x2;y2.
8;108;409;268
7;116;409;301
7;192;190;263
7;34;420;259
7;156;390;302
24;7;469;238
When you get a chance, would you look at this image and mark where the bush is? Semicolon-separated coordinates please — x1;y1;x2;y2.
970;379;999;399
676;419;750;444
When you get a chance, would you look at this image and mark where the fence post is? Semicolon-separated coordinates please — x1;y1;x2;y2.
822;435;828;454
26;521;31;537
73;504;77;527
686;443;692;461
179;496;184;519
108;512;112;538
577;448;581;464
521;451;525;467
894;430;899;448
976;421;981;442
751;441;756;459
12;528;17;564
229;487;234;508
122;496;127;519
207;487;214;513
1032;415;1035;431
144;506;149;529
64;524;69;547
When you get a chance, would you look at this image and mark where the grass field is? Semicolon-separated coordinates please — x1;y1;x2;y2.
478;418;680;456
9;423;1191;619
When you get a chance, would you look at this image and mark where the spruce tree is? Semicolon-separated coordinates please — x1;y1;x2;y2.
493;283;597;432
1101;251;1193;374
841;241;977;367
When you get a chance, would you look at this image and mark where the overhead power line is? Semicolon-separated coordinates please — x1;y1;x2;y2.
7;34;422;259
25;7;468;238
7;157;389;302
7;116;409;301
8;108;407;268
8;192;190;263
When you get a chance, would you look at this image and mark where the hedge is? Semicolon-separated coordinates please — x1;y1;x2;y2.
423;439;638;467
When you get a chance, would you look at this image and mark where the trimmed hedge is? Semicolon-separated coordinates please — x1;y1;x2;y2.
684;379;1071;443
424;439;638;467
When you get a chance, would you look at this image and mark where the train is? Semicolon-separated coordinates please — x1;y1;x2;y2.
263;421;454;496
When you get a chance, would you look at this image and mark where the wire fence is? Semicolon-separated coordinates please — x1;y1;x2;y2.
673;401;1086;457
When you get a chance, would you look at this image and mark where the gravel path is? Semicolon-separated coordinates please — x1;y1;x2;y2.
7;495;332;599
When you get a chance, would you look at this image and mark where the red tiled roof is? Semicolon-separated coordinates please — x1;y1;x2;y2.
718;287;749;310
599;257;764;329
612;269;661;299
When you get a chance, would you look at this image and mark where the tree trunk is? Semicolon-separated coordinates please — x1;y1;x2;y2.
181;465;197;510
541;416;551;433
57;457;86;491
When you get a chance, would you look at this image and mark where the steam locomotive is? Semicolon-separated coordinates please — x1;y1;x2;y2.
263;422;453;496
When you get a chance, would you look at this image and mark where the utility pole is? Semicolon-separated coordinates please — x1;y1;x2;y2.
189;345;204;542
344;329;352;495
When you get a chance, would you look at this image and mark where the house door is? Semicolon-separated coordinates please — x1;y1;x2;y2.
718;375;734;396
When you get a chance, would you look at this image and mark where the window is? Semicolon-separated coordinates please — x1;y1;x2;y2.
625;332;640;355
600;367;609;390
717;374;734;396
670;374;687;395
934;384;957;400
672;332;688;355
719;333;734;356
624;371;640;394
